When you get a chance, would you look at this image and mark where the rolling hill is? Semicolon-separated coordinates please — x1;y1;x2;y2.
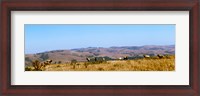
25;45;175;66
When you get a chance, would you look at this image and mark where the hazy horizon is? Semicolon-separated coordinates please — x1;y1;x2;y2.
25;44;175;54
25;24;175;54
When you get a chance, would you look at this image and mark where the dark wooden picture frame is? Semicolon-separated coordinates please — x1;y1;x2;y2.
0;0;199;95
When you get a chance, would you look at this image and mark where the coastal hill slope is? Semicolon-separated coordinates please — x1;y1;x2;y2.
25;45;175;66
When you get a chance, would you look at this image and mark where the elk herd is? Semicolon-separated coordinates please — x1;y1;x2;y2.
35;54;169;66
118;54;168;60
27;54;172;71
86;57;106;63
143;54;166;59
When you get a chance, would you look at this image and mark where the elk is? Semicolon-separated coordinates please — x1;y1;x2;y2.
86;57;96;63
157;54;164;59
43;59;52;65
143;55;150;59
123;56;128;60
118;57;123;60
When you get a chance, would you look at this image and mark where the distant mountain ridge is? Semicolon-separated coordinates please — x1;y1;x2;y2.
25;45;175;66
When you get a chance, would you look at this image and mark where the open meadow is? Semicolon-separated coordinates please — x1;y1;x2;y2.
25;55;175;71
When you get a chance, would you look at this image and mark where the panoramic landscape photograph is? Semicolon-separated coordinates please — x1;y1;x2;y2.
25;24;175;71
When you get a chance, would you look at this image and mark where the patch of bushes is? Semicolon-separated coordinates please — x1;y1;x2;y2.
32;60;44;71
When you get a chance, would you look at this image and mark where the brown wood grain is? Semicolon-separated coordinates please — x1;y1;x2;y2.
0;0;199;96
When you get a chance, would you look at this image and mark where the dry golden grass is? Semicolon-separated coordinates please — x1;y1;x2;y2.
26;55;175;71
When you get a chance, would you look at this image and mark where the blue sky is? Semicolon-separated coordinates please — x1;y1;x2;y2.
25;24;175;54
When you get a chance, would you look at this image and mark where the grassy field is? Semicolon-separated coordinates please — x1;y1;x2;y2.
25;55;175;71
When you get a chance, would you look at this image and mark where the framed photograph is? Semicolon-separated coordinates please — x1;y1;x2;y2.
1;0;199;95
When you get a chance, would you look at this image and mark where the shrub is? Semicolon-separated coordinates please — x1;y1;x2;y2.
25;67;33;71
32;60;44;71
